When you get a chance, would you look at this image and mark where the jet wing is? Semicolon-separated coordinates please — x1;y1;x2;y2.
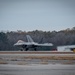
14;42;25;46
14;40;36;46
34;43;53;47
14;40;30;46
14;42;34;46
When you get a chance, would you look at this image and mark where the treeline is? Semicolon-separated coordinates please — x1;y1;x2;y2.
0;27;75;51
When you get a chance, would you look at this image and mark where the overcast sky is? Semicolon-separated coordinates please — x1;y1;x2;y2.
0;0;75;32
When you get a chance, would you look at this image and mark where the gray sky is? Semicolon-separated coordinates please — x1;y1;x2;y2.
0;0;75;32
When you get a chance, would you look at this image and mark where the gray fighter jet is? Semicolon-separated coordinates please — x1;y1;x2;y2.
14;35;53;51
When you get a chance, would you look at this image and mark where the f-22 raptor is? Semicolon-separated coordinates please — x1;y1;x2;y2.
14;35;53;51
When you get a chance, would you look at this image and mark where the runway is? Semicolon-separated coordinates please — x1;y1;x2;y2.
0;51;75;75
0;64;75;75
0;51;75;54
0;51;75;65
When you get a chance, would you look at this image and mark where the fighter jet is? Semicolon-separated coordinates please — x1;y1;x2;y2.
14;35;53;51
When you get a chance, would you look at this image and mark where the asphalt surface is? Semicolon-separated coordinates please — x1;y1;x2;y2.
0;64;75;75
0;51;75;64
0;51;75;75
0;51;75;54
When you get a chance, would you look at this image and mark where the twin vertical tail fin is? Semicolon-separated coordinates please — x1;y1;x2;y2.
26;35;34;42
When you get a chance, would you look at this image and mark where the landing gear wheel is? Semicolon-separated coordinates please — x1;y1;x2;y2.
26;48;29;51
34;48;37;51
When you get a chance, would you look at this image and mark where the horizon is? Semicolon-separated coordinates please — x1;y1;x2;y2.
0;27;75;33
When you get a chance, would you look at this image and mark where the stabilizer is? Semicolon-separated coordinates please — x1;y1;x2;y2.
26;35;34;42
